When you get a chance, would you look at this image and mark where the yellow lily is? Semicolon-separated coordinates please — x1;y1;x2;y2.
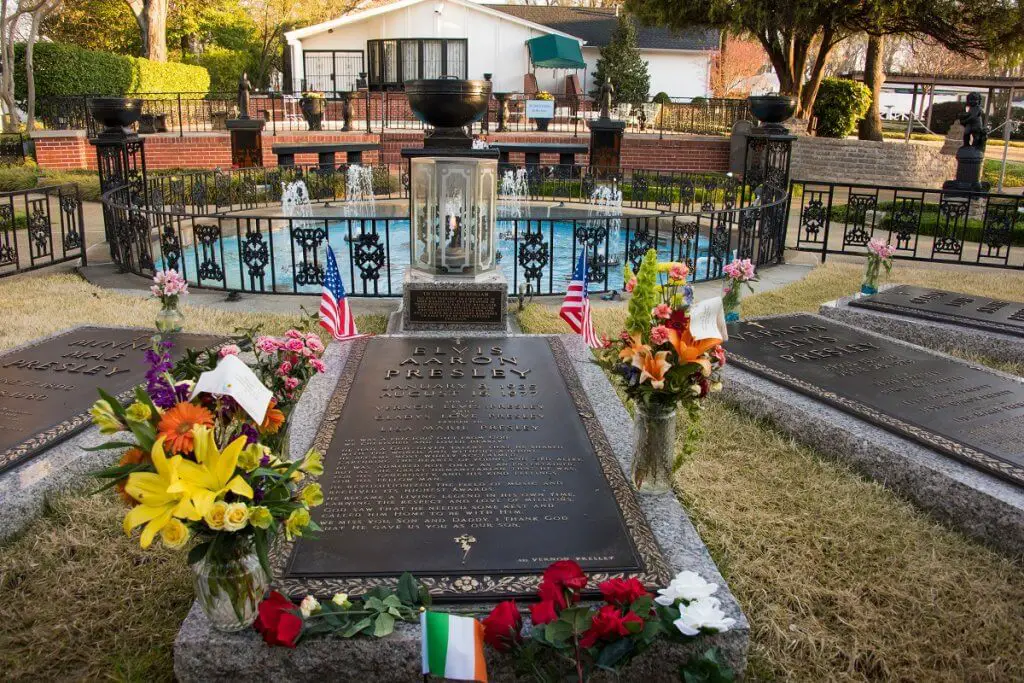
167;426;254;518
123;437;200;549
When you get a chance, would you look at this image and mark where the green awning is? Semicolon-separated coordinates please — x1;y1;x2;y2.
526;35;586;69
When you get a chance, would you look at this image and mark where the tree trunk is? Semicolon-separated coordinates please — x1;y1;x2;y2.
125;0;167;62
858;34;884;141
0;0;19;133
800;29;838;129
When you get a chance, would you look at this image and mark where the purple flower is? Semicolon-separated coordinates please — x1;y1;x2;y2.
253;485;265;504
260;454;271;467
239;422;259;445
684;286;694;306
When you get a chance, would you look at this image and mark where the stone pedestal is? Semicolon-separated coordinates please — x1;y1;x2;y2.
399;269;508;332
226;118;265;168
942;145;990;193
589;117;625;178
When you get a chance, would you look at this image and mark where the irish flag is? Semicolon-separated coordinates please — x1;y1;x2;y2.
421;611;488;682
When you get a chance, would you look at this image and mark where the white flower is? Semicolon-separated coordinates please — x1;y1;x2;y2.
331;592;352;609
654;570;718;606
299;595;321;617
673;597;736;636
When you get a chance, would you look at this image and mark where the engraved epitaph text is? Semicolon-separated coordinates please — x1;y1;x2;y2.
725;315;1024;486
408;289;503;324
850;285;1024;337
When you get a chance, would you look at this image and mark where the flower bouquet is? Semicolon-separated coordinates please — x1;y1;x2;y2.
601;250;726;493
721;258;757;322
89;326;327;631
151;269;188;333
481;561;735;682
862;237;896;295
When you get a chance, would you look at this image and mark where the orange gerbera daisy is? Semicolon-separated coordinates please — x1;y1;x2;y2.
116;447;147;505
157;403;214;454
261;400;285;434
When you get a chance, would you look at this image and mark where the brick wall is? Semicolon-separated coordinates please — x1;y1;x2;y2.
790;137;955;187
32;130;731;173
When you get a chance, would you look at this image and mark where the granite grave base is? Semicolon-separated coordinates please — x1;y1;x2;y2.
820;288;1024;366
720;314;1024;557
173;334;750;682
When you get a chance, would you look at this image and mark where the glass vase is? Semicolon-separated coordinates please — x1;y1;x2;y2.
155;298;184;333
861;260;880;296
192;546;269;632
630;402;677;494
722;283;741;322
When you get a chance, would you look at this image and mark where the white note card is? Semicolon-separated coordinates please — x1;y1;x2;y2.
688;297;729;342
190;354;273;425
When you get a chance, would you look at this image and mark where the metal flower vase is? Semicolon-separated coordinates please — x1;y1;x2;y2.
155;298;184;333
192;546;269;632
630;402;677;494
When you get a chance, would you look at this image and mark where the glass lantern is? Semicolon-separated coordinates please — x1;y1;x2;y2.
410;156;498;276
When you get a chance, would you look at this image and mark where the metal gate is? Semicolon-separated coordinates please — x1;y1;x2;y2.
303;50;364;95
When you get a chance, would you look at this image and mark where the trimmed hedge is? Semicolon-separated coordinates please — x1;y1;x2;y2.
185;47;250;94
16;42;209;99
813;78;871;138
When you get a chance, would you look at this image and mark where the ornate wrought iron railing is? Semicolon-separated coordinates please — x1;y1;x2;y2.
0;184;87;279
102;165;787;297
790;180;1024;270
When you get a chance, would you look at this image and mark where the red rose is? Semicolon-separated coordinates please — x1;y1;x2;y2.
530;600;560;626
482;600;523;652
542;560;588;595
254;591;303;648
537;580;569;609
579;605;643;649
598;577;650;608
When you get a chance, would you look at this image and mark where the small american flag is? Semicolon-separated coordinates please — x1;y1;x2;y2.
319;245;361;341
560;248;603;349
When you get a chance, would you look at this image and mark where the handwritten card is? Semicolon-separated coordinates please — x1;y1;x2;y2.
190;354;273;425
688;297;729;342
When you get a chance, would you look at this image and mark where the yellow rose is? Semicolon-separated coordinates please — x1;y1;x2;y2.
285;508;311;540
89;399;124;434
204;500;228;530
238;444;268;472
301;483;324;508
331;593;352;609
300;449;324;476
290;469;306;484
160;518;190;549
223;502;250;532
249;505;273;529
124;401;152;423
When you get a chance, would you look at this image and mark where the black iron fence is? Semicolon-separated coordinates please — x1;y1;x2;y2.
0;135;26;164
790;180;1024;270
0;183;87;278
101;163;786;297
36;92;750;139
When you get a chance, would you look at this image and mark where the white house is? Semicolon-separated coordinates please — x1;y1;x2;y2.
283;0;718;99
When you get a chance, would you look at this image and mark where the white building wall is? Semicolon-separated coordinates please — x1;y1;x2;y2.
580;47;712;99
292;2;557;93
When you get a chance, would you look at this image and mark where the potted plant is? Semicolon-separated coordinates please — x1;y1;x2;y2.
533;90;555;132
300;91;325;131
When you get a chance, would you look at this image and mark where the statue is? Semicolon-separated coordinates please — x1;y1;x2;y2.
958;92;987;152
237;72;253;120
599;79;614;120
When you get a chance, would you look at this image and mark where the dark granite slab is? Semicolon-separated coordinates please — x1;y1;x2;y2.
850;285;1024;338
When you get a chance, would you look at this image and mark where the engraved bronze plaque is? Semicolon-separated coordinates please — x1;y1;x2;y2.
275;336;670;600
726;315;1024;487
0;327;227;475
408;289;504;324
850;285;1024;337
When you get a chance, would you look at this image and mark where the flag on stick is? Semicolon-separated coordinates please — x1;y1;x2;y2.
421;611;488;682
560;248;603;348
319;245;361;341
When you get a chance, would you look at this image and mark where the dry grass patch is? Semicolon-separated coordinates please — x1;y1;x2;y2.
0;272;386;680
519;263;1024;680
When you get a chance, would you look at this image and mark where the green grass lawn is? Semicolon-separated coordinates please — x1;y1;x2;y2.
983;158;1024;188
1;267;1022;681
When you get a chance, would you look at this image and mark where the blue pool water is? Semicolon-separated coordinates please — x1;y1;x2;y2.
164;219;725;295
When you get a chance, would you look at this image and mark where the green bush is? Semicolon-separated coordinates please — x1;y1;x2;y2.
0;162;39;192
813;78;872;138
185;47;251;93
653;92;671;105
39;170;102;201
15;42;209;100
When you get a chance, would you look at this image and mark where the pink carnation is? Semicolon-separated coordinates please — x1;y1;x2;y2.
311;358;326;373
285;329;303;339
285;338;304;352
218;344;241;358
712;345;726;367
652;303;672;320
256;336;280;354
278;361;293;376
867;238;896;259
624;277;637;293
650;325;670;346
723;258;755;282
283;376;300;391
306;336;325;353
668;263;689;281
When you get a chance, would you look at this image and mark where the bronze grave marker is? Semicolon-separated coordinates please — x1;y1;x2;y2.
849;285;1024;337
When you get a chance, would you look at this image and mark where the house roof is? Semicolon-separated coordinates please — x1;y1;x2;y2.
489;6;719;51
284;0;584;43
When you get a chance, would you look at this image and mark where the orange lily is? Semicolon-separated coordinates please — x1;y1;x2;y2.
633;348;672;389
618;332;650;365
667;327;720;370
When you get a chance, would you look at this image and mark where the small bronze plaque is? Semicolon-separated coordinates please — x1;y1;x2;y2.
275;336;670;600
0;327;227;475
726;315;1024;487
408;288;504;324
850;285;1024;337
